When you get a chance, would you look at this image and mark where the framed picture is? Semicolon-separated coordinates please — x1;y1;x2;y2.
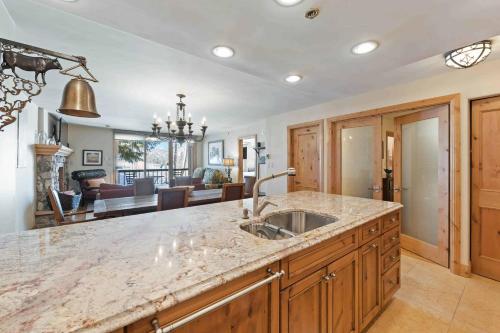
82;150;103;166
208;140;224;165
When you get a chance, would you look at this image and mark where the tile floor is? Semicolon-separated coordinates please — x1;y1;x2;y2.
368;250;500;333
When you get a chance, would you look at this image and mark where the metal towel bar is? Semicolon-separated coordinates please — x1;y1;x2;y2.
151;269;285;333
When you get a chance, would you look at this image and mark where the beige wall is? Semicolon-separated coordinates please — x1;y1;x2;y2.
0;5;38;233
203;119;267;183
254;58;500;267
0;102;38;233
67;124;114;185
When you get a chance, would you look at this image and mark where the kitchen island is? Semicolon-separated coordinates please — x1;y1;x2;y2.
0;191;401;333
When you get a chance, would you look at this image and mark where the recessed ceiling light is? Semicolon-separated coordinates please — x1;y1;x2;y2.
351;41;379;55
212;46;235;58
285;74;302;84
62;0;78;2
274;0;304;7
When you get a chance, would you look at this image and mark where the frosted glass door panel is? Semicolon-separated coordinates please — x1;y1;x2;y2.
401;118;439;245
341;126;374;198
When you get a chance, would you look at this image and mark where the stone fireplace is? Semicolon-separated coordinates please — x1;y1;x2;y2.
34;144;73;227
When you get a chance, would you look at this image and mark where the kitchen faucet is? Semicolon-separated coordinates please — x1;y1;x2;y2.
252;168;296;217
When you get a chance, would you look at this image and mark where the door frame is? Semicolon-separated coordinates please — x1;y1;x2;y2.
331;115;383;199
287;120;324;193
326;94;463;276
393;106;450;267
237;134;258;183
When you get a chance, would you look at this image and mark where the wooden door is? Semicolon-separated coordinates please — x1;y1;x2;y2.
393;106;449;267
288;122;322;192
327;252;359;333
281;268;328;333
471;97;500;281
332;116;382;199
358;239;381;331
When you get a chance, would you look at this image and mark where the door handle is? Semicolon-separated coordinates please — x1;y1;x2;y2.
368;185;381;192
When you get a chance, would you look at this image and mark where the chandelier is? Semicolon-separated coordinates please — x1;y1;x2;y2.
150;94;207;144
445;40;492;69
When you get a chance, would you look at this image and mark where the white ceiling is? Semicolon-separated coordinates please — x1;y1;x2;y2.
3;0;500;133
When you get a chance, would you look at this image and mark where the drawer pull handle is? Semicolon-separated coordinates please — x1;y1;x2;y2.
391;217;397;222
371;243;378;249
390;255;398;261
151;269;284;333
368;228;377;234
323;272;336;281
390;236;399;241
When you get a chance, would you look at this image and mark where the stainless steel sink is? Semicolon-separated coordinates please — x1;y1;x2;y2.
240;210;338;240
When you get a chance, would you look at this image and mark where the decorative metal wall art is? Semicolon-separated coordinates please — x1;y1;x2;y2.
0;38;99;132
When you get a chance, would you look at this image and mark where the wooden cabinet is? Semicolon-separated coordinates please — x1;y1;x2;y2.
381;227;400;254
124;210;401;333
327;251;358;333
358;238;381;331
281;268;328;333
126;263;280;333
360;219;381;246
281;252;359;333
281;228;358;288
382;210;400;232
382;262;401;306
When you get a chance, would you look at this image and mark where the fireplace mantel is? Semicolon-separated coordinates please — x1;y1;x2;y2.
34;144;73;157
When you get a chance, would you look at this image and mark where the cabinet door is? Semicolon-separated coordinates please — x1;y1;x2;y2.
281;268;328;333
327;251;359;333
358;238;381;331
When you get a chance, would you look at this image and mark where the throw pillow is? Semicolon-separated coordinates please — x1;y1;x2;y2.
192;167;205;179
87;178;105;188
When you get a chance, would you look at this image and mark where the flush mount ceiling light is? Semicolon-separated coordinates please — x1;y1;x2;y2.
274;0;304;6
285;74;302;84
444;40;492;69
351;40;379;55
212;46;234;58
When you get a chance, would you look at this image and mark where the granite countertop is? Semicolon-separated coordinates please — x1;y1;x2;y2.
0;191;402;333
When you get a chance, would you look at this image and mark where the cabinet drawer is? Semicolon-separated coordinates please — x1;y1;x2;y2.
360;219;381;246
281;229;358;288
382;262;400;306
381;244;400;273
382;211;400;232
381;228;400;254
126;263;280;333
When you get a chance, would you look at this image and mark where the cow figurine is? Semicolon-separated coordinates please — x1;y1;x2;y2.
0;51;62;85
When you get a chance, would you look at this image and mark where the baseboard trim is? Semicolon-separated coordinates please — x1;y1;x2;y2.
452;262;471;277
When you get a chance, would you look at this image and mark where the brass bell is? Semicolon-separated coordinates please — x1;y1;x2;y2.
58;77;100;118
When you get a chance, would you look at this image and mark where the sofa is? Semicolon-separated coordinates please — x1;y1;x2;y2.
98;183;134;199
191;167;228;189
71;169;107;203
71;169;134;202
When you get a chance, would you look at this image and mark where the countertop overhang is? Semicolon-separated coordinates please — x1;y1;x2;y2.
0;191;402;333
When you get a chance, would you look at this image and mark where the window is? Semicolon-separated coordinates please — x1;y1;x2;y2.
114;132;192;185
